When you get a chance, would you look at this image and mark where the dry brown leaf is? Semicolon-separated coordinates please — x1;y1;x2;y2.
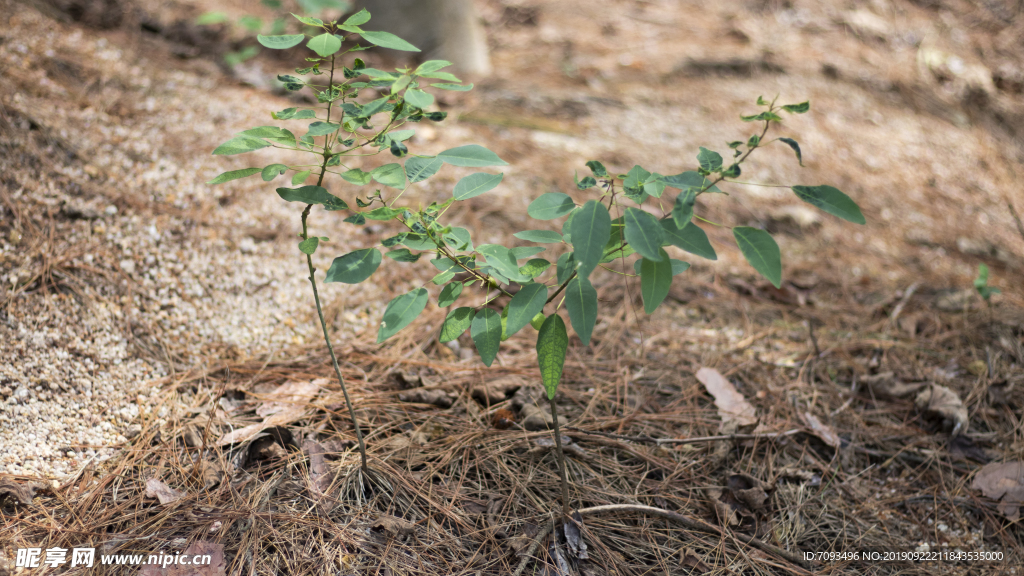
302;438;333;512
801;412;841;449
519;402;566;431
255;380;322;417
144;478;185;505
398;387;453;408
679;547;710;572
915;384;969;435
727;473;771;512
0;480;46;506
696;367;757;431
471;376;523;404
563;512;589;560
139;541;225;576
217;380;322;446
372;514;416;538
861;372;926;398
707;488;739;526
972;461;1024;521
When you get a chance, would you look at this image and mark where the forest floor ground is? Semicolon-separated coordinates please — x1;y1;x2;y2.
1;0;1024;574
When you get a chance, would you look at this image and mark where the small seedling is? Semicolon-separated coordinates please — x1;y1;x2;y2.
974;263;1000;302
207;16;864;518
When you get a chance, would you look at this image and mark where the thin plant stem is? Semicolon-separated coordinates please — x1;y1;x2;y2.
300;204;368;471
548;396;571;519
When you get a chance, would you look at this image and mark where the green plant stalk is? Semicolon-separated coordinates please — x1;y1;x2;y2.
301;204;368;470
548;396;571;519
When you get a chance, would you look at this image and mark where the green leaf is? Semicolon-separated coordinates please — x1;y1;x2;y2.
415;60;453;75
276;185;348;209
377;288;429;343
405;156;443;183
556;252;575;284
756;95;769;106
782;101;810;114
599;218;635;263
974;263;1000;300
438;282;464;307
663;171;720;193
471;308;502;366
697;147;723;172
306;121;340;136
298;237;319;255
207;167;261;184
344;214;365;225
661;219;717;260
778;137;803;166
672;188;696;229
437;144;508;167
291;13;323;26
444;227;473;251
363;206;404;221
431;82;473;91
257;34;305;49
623;165;651;192
404;88;434;109
721;163;741;178
358;96;391;118
340;167;372;185
305;31;342;55
388;130;415;142
792;185;865;224
566;277;597;345
576;174;597;190
670;259;690;276
385;248;420;262
371;163;406;188
212;135;271;155
197;12;229;25
747;134;761;148
741;111;783;122
514;230;563;243
272;107;317;120
511;246;545;260
344;8;370;26
477;244;530;282
291;170;311;185
733;227;782;288
325;248;382;284
585;160;608;177
392;74;414;93
528;193;575;220
261;164;288;181
440;307;475;342
241;126;296;146
643;173;666;198
505;283;548;338
537;314;568;400
453;172;504;200
360;30;420;51
277;74;305;91
639;248;673;314
390;140;408;157
624;207;665;261
519;258;551;279
418;71;461;82
570;200;612;280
